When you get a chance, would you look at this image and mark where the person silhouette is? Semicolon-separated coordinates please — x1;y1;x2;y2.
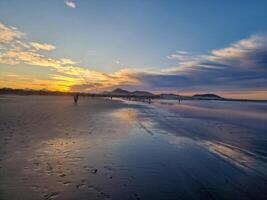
73;93;79;103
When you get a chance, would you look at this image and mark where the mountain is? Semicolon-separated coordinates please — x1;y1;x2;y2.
192;93;223;99
131;91;154;96
112;88;130;94
102;88;130;95
102;88;154;97
160;93;180;99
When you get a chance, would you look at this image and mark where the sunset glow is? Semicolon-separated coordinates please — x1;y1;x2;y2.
0;0;266;99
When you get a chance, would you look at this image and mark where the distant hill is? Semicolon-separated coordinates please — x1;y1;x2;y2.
160;93;181;99
112;88;130;94
0;88;75;96
131;90;154;96
192;93;224;99
103;88;154;97
2;88;265;102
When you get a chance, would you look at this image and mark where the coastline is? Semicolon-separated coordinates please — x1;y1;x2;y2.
0;95;266;200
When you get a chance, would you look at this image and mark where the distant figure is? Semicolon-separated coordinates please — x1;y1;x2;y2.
73;93;79;103
148;98;151;104
178;96;181;104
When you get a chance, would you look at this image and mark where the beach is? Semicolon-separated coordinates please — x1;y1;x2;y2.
0;95;266;200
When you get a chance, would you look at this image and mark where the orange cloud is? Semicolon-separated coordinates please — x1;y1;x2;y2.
30;42;56;51
0;22;23;44
0;21;140;92
1;20;266;100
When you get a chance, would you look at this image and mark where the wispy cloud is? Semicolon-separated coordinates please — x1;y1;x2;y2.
0;20;266;98
132;34;267;97
167;51;201;66
0;22;23;44
0;21;138;92
30;42;56;51
167;51;188;60
65;0;76;8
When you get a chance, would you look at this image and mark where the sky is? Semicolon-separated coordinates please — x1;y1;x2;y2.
0;0;267;99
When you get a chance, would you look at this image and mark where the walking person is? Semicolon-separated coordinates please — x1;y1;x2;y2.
73;93;79;103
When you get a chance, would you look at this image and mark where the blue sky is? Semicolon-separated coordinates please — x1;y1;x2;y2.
0;0;267;98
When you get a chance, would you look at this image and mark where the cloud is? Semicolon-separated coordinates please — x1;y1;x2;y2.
115;60;121;64
167;51;187;61
0;20;266;98
167;51;201;67
0;22;23;44
69;83;104;92
2;49;65;68
60;58;76;65
65;0;76;8
30;42;56;51
167;51;188;60
0;22;60;65
134;33;267;95
0;21;139;92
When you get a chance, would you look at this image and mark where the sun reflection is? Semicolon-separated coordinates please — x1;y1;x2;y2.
44;138;78;154
32;136;87;179
111;108;138;121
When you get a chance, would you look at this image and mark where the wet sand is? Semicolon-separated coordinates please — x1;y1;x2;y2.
0;95;266;200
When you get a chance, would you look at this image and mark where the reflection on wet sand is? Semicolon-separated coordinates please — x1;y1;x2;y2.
111;108;138;121
203;141;267;178
0;96;266;200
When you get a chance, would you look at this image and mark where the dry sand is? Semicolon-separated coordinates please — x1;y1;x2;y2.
0;95;266;200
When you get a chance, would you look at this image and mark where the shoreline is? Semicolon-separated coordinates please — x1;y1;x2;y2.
0;95;266;200
1;93;267;103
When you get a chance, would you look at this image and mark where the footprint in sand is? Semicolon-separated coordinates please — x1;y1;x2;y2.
43;192;59;200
